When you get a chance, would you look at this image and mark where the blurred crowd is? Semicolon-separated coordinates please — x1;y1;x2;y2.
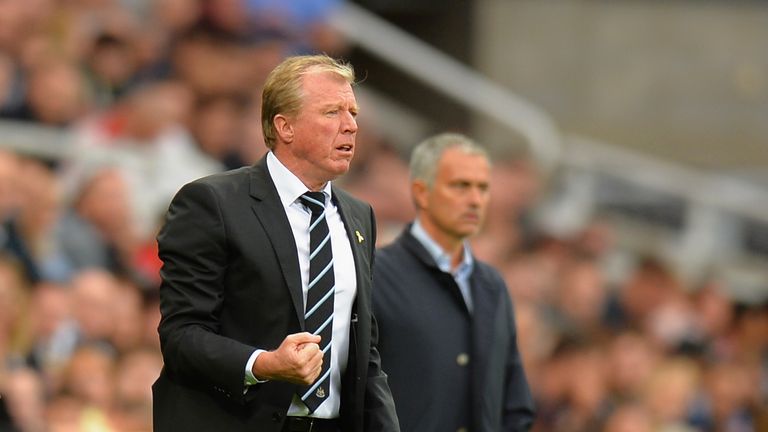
0;1;766;432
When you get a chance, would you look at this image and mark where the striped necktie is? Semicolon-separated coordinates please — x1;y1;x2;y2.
299;191;335;413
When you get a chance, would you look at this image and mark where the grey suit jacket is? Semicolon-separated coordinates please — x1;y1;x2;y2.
153;157;399;432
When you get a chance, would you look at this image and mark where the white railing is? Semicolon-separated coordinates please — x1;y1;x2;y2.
329;3;562;174
564;135;768;224
331;3;768;223
330;3;768;299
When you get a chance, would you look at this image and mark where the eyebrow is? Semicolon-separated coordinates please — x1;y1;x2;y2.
319;103;359;112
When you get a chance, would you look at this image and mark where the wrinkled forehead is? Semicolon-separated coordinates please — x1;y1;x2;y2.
299;71;357;103
300;69;355;90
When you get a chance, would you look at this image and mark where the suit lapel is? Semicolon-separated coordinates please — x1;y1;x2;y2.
332;186;368;298
400;227;472;315
249;157;305;328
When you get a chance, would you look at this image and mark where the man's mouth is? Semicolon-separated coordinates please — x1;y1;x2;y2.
463;213;480;222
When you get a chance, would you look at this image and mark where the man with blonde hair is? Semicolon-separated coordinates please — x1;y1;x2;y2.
154;55;399;432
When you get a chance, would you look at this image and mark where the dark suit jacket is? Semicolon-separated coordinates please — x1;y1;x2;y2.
153;157;399;432
373;228;535;432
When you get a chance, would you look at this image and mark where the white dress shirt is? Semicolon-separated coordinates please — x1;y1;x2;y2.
244;152;356;419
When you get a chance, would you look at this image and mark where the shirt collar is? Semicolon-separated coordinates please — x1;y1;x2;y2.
267;151;332;207
410;219;474;275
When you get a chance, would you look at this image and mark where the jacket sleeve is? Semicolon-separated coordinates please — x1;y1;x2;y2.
156;180;254;400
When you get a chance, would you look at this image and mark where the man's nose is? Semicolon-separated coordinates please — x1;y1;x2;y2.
342;111;357;134
468;187;485;205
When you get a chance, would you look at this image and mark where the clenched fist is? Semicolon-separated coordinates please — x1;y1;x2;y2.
252;333;324;385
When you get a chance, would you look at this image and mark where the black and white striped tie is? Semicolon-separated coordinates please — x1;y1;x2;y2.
299;191;335;413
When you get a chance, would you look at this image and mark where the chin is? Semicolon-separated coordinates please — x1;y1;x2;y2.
330;161;351;175
459;226;481;237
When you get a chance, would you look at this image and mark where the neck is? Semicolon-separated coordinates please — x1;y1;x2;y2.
417;217;465;269
272;148;328;191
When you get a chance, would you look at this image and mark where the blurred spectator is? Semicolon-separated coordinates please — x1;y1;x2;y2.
557;343;611;432
55;344;119;430
110;280;146;354
0;150;21;222
689;360;756;431
112;348;161;431
501;251;556;306
152;0;203;38
202;0;252;38
3;58;90;127
189;95;249;169
609;255;681;331
574;218;617;259
60;345;115;410
548;255;610;340
244;0;348;55
645;290;700;353
732;302;768;363
239;98;270;164
691;278;735;358
602;403;654;432
45;394;85;432
0;53;24;117
66;80;221;237
69;269;120;349
84;31;142;106
0;256;30;363
170;26;255;98
513;302;558;377
1;159;72;283
641;357;700;432
0;2;27;56
25;282;77;394
473;157;542;266
1;367;46;432
605;331;660;404
58;167;139;276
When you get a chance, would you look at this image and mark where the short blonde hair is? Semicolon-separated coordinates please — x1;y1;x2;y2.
261;55;355;149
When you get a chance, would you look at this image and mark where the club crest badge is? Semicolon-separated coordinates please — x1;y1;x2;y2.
316;387;326;398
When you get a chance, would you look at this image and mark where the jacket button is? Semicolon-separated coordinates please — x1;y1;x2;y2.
456;353;470;366
272;412;283;422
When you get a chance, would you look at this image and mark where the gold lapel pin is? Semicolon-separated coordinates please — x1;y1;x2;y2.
355;230;364;243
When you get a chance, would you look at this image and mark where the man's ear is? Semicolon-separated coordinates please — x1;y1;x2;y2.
412;180;429;210
273;114;294;143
